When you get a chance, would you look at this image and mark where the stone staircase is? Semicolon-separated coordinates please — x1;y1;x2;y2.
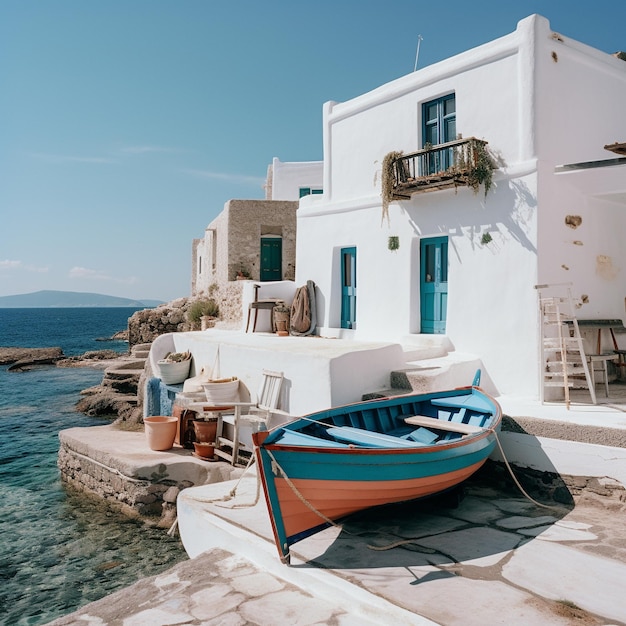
96;343;152;409
364;335;487;399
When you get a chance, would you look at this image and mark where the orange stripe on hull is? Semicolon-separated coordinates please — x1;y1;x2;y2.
277;460;486;539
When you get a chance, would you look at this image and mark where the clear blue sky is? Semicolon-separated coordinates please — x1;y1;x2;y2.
1;1;624;302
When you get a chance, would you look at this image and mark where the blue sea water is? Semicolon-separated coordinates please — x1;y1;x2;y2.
0;309;186;626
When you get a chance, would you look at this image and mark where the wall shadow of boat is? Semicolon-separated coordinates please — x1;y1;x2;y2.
290;453;575;573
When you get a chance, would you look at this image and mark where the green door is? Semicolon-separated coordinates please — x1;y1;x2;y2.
341;247;357;329
420;237;448;334
260;238;282;282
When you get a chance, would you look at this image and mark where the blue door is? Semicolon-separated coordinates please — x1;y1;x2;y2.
341;247;356;329
420;237;448;334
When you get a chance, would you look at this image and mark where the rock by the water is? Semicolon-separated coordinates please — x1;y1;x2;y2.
0;347;65;371
57;350;125;368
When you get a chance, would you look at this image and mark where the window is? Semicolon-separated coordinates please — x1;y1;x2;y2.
423;94;456;172
423;94;456;146
299;187;323;198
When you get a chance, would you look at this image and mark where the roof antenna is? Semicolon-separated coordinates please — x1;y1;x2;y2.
414;35;423;71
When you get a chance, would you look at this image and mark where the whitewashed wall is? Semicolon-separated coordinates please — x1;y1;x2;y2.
269;157;323;201
296;14;626;398
534;23;626;353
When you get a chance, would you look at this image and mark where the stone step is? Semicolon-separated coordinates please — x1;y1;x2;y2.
388;352;486;395
104;367;145;378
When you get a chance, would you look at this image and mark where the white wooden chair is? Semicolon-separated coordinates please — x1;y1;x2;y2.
215;370;285;464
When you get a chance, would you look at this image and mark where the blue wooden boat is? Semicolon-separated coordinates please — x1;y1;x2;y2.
252;371;501;563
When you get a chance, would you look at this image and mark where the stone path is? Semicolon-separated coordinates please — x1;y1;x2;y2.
48;467;626;626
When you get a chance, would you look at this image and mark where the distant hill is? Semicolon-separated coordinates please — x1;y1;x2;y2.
0;290;164;308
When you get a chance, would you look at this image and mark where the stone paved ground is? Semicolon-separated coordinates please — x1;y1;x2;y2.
48;465;625;626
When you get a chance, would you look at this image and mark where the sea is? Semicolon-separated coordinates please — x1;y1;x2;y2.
0;308;187;626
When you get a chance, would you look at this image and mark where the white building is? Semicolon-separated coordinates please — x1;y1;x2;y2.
295;14;626;398
264;157;323;201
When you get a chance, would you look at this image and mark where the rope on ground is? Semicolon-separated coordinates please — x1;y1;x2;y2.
186;453;260;508
166;454;260;536
63;447;150;484
166;518;178;537
492;428;560;510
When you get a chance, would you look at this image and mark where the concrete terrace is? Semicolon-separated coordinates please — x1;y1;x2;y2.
52;330;626;625
48;459;626;626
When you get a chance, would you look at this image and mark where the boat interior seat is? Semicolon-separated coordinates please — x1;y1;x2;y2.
277;429;351;448
431;395;493;413
405;427;439;444
327;426;427;448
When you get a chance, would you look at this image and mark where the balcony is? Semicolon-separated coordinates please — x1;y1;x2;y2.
389;137;493;199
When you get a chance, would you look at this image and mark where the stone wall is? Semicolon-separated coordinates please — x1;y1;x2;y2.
128;288;245;348
57;444;185;527
57;435;241;528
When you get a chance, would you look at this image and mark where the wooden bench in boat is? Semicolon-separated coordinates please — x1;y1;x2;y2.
276;429;351;447
327;426;426;448
404;415;483;435
431;394;493;413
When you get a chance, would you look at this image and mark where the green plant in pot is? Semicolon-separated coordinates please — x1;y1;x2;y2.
188;299;220;330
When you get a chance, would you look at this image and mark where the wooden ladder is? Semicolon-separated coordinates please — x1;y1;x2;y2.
535;283;596;407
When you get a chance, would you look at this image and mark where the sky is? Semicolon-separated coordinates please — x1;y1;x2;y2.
1;1;625;303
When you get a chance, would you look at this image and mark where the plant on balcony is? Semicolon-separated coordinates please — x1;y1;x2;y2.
381;150;403;223
466;139;495;197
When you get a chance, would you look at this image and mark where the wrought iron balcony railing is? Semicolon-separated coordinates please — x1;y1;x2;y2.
390;137;492;198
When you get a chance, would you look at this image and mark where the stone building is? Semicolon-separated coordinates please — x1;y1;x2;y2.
191;158;322;327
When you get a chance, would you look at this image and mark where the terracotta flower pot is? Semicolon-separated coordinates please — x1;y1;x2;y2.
193;441;216;459
144;416;178;451
193;419;218;443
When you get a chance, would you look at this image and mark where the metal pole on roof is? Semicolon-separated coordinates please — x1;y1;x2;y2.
414;35;423;72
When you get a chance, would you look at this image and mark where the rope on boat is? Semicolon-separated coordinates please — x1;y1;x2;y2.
368;429;561;552
266;448;349;533
265;423;560;555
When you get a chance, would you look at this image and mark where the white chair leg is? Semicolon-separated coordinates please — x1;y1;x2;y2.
231;406;241;465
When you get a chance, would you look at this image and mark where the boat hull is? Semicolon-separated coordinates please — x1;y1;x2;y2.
253;384;501;563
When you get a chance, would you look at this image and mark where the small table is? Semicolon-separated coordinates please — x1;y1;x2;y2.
586;354;619;398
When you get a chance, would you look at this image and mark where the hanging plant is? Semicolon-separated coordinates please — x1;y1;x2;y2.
388;235;400;251
381;151;403;223
466;140;495;197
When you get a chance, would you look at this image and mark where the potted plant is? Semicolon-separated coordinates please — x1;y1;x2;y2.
236;266;252;280
273;304;290;336
157;351;192;384
187;299;220;331
192;416;218;460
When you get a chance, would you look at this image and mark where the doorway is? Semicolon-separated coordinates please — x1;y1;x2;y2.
420;237;448;334
341;247;357;329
